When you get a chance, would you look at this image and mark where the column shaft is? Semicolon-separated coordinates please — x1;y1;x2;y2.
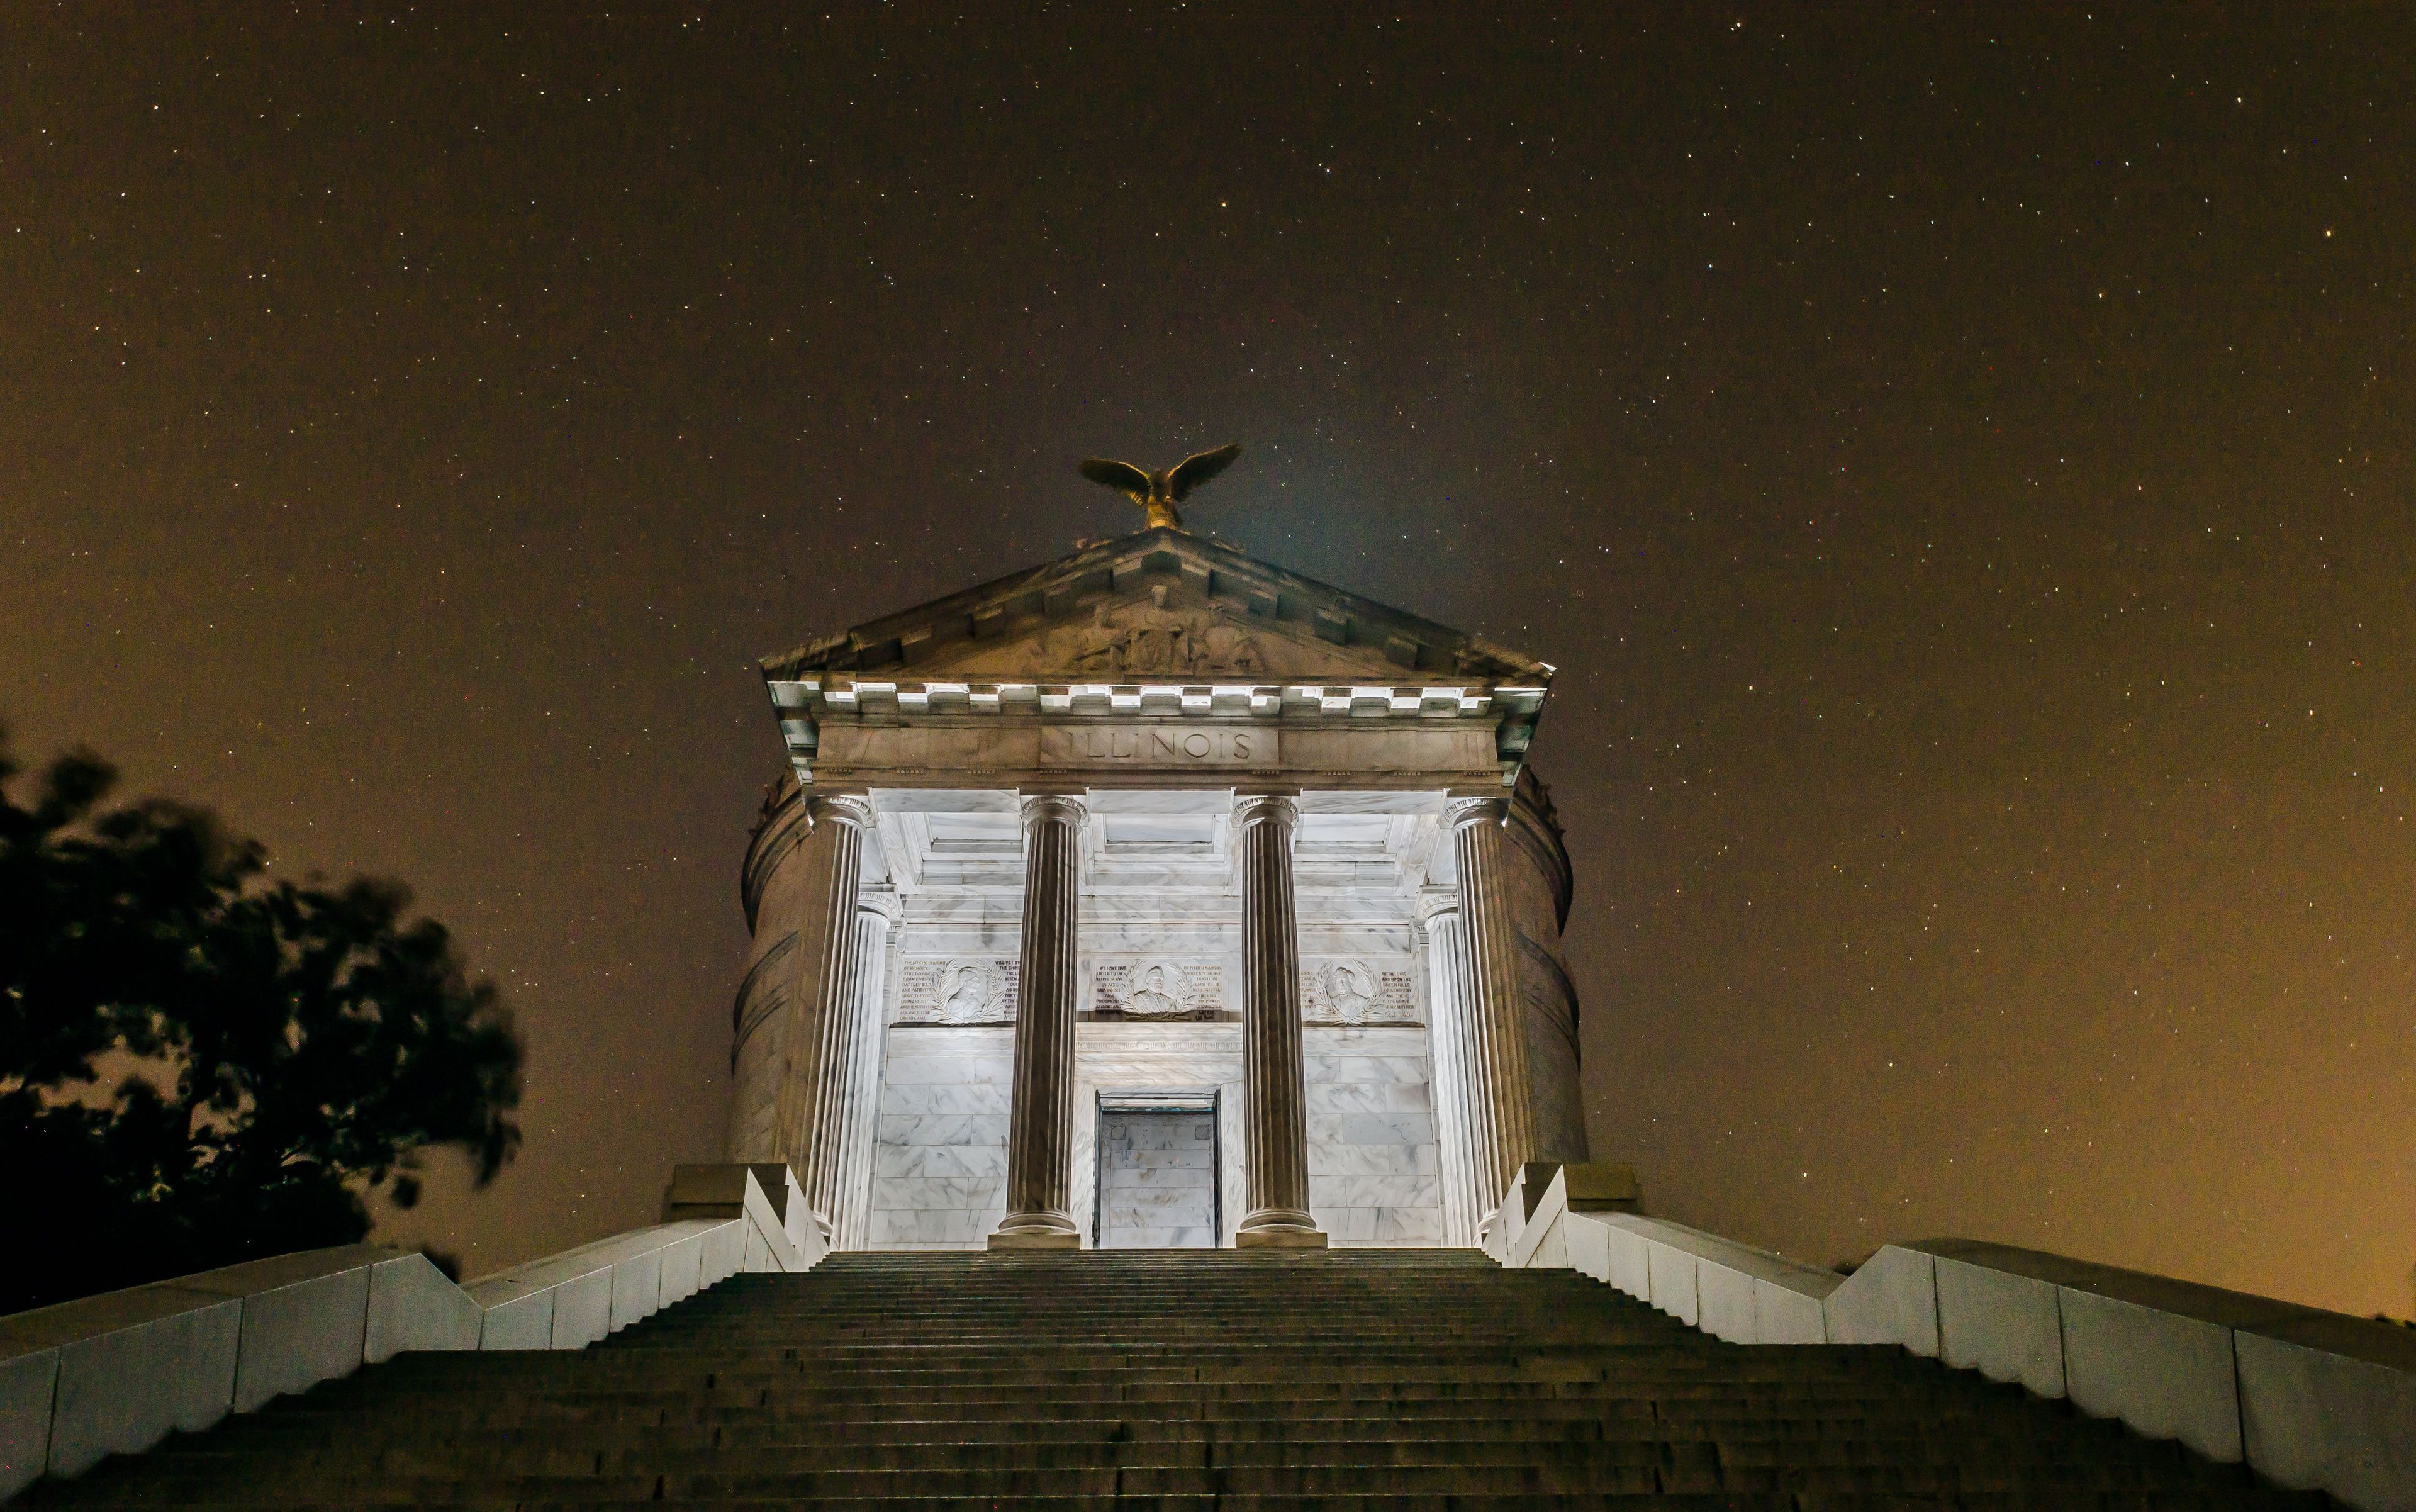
1234;793;1325;1248
991;793;1086;1248
773;794;875;1245
1448;796;1536;1237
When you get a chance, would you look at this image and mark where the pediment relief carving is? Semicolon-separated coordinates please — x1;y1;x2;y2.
763;527;1551;688
920;583;1402;681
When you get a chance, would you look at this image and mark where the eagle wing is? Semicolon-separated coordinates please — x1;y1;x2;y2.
1078;457;1153;498
1166;442;1242;500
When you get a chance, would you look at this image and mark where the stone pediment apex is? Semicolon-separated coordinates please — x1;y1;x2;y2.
760;527;1550;686
909;581;1392;683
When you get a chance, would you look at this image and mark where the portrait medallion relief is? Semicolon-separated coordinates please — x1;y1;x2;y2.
1316;960;1377;1024
896;958;1018;1025
1124;959;1190;1017
1091;958;1222;1019
1300;958;1419;1026
939;959;1003;1024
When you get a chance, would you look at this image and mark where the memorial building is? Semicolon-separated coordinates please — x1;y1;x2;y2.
723;518;1586;1252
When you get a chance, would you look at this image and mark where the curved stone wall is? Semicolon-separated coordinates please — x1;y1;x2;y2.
1508;770;1587;1163
727;778;810;1161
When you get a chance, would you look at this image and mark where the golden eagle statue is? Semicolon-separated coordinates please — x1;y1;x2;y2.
1078;442;1243;530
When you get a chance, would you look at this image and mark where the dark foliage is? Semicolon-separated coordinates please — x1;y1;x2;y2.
0;726;523;1314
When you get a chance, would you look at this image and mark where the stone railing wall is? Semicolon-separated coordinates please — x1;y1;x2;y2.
0;1163;822;1500
1493;1162;2416;1512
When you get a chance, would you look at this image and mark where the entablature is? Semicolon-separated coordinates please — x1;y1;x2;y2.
767;681;1545;790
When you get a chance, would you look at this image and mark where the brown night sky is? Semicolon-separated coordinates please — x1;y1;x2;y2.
4;6;2410;1315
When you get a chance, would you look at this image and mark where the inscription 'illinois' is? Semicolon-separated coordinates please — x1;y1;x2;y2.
1039;725;1269;766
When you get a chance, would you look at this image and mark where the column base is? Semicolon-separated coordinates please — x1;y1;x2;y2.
988;1214;1082;1250
1235;1209;1327;1249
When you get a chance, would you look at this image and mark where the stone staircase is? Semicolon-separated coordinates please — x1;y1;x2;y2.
20;1249;2327;1509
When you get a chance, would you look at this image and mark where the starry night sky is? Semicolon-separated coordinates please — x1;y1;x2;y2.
5;6;2410;1314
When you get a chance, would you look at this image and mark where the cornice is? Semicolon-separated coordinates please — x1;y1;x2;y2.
763;678;1548;788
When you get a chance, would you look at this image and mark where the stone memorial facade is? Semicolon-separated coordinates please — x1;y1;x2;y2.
723;525;1583;1250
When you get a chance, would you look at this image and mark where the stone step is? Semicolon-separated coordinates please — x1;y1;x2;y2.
143;1423;2200;1471
238;1386;1994;1425
325;1357;1930;1392
14;1487;2319;1497
25;1459;2291;1501
17;1252;2316;1511
122;1420;2261;1468
201;1397;2069;1452
233;1387;2047;1426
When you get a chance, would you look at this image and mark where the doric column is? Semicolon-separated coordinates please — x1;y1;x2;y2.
772;792;876;1245
1416;887;1481;1248
1447;795;1536;1239
990;792;1087;1248
832;889;900;1252
1233;792;1326;1248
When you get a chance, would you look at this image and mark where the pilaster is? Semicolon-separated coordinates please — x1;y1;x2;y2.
832;888;902;1251
1416;886;1480;1248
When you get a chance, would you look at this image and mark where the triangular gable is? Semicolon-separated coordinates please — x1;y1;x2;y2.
761;527;1548;686
914;578;1404;682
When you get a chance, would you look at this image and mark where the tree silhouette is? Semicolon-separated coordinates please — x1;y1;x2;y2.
0;726;523;1314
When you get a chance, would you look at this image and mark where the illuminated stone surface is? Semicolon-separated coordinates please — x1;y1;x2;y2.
729;526;1586;1249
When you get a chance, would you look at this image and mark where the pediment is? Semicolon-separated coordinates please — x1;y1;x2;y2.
762;526;1548;686
915;580;1403;681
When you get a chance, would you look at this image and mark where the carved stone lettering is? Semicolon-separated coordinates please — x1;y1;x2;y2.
1038;725;1268;767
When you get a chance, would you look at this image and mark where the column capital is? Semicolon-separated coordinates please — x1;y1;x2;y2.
1414;885;1463;926
1231;792;1301;831
806;793;877;829
855;887;904;925
1017;791;1088;830
1445;795;1511;831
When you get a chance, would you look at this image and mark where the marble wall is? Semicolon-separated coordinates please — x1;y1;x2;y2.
863;1017;1447;1249
867;1025;1014;1248
1304;1025;1445;1245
